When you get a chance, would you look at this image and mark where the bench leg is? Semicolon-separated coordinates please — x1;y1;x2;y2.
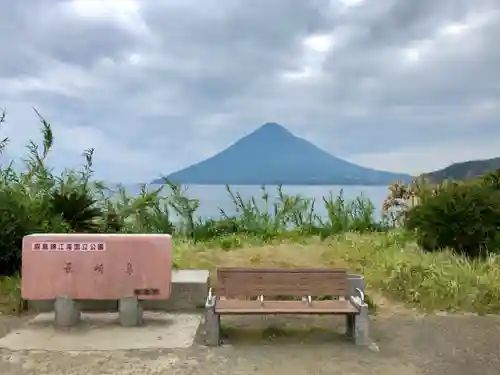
54;296;81;328
345;314;355;338
119;296;144;327
205;307;221;346
353;305;369;346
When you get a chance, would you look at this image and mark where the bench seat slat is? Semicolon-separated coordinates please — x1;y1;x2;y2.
215;299;358;315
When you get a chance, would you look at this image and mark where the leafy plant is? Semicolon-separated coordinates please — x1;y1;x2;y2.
405;182;500;258
480;169;500;190
49;190;102;232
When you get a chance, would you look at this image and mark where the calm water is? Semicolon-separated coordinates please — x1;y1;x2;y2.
123;184;389;221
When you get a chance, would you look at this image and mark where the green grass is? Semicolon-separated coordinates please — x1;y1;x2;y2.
0;276;25;314
0;110;499;316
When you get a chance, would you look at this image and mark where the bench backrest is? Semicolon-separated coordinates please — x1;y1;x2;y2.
216;267;348;298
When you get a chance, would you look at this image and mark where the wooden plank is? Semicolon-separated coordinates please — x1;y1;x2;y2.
215;299;358;314
217;267;347;273
216;267;348;298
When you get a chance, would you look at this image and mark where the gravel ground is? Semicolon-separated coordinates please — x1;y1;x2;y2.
0;312;499;375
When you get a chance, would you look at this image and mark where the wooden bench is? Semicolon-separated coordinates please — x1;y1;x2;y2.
205;267;369;346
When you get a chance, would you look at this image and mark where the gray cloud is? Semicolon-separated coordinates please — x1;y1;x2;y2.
0;0;499;181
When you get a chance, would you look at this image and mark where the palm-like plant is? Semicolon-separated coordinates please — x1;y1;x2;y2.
49;190;102;232
382;180;419;226
480;169;500;190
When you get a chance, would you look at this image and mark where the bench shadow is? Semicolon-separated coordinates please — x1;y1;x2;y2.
218;315;353;346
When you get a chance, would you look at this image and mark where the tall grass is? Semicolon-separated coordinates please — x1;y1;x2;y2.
92;179;385;242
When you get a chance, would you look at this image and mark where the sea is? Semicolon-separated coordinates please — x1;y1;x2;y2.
122;184;390;222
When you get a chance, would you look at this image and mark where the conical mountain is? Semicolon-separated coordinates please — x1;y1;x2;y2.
154;123;412;185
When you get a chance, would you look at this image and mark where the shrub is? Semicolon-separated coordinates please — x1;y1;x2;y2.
480;169;500;190
0;188;36;274
49;189;102;232
404;181;500;258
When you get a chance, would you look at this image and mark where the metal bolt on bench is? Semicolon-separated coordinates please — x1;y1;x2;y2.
205;267;369;346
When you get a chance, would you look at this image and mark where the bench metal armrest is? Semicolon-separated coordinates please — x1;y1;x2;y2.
354;287;364;303
205;288;216;308
349;287;367;309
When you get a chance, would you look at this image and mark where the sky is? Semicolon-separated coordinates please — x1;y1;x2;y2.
1;0;499;183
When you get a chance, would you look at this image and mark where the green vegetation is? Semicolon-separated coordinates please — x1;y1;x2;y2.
405;181;500;258
0;111;499;316
383;174;500;259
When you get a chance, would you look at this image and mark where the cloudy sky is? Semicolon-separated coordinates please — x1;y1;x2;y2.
1;0;499;183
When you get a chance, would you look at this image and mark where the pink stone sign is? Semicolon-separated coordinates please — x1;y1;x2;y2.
22;234;172;300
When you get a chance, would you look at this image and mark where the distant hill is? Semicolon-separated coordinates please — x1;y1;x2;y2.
421;157;500;183
152;123;413;185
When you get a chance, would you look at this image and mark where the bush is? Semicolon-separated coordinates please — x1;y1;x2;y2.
480;169;500;190
404;181;500;258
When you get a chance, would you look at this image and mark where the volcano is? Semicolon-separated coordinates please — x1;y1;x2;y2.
152;122;412;185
